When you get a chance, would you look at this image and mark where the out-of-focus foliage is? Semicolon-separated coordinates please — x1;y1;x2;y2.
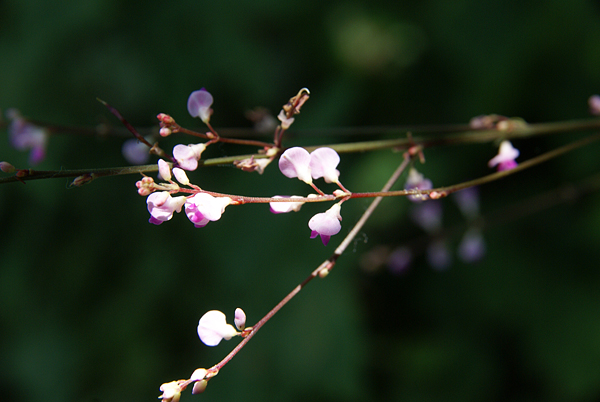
1;1;600;401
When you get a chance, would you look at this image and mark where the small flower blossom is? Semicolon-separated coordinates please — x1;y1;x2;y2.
192;380;208;395
190;368;208;382
121;138;151;165
277;110;295;130
187;88;214;123
6;108;48;165
410;200;442;233
197;310;239;346
147;191;186;225
488;140;519;171
234;308;246;330
184;193;232;228
279;147;312;184
173;143;206;171
589;95;600;115
309;147;340;184
269;195;305;214
158;381;182;402
172;168;190;186
158;159;171;181
405;168;433;202
452;187;480;220
308;203;342;246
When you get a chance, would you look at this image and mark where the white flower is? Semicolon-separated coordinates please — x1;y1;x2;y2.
197;310;239;346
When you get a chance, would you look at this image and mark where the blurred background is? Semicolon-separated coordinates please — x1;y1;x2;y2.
1;0;600;401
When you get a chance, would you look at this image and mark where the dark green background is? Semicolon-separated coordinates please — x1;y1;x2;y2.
2;1;600;401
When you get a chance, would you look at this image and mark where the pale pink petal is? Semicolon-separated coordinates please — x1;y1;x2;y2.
188;89;214;123
310;147;340;183
308;203;342;245
279;147;312;183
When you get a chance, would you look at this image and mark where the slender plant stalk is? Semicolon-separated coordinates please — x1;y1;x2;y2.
210;153;413;373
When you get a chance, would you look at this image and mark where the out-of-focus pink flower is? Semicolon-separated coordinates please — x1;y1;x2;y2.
122;138;151;165
269;195;305;214
488;140;519;171
308;203;342;246
452;187;480;220
173;143;206;171
279;147;312;184
277;110;295;130
589;95;600;115
309;147;340;184
6;108;48;166
197;310;239;346
405;168;433;202
410;200;442;233
0;161;16;173
184;193;232;228
147;191;186;225
187;88;214;123
458;228;486;263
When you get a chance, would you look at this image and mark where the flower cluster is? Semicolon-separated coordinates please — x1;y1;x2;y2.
140;159;233;227
271;146;349;245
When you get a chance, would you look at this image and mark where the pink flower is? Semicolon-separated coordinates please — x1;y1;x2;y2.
309;147;340;184
279;147;312;184
269;195;305;214
589;95;600;115
277;110;295;130
173;143;206;171
6;108;48;166
184;193;232;228
405;168;432;202
187;88;213;123
452;187;480;220
308;203;342;245
234;308;246;330
157;159;171;181
197;310;239;346
172;167;190;186
488;140;519;171
410;200;442;233
147;191;186;225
